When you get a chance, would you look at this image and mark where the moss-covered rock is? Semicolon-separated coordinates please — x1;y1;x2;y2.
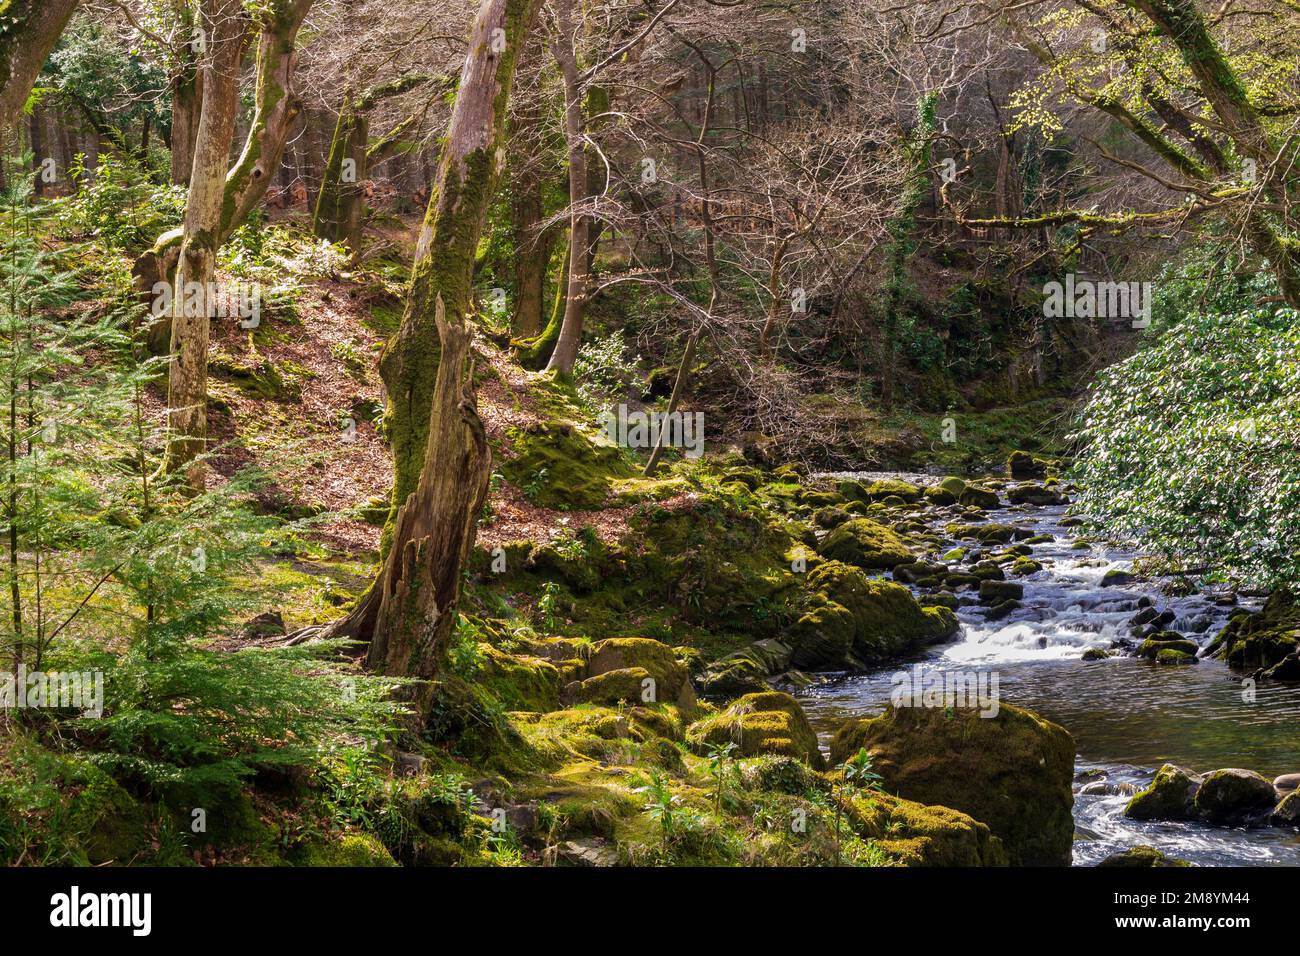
1136;637;1198;659
479;645;565;711
958;484;1000;509
1007;482;1065;506
848;791;1008;867
1124;764;1202;821
686;691;824;768
501;419;633;510
584;637;696;709
945;522;1015;544
1207;590;1300;674
1193;768;1277;824
817;517;913;569
830;702;1075;866
1007;450;1047;479
787;561;958;669
1097;845;1192;867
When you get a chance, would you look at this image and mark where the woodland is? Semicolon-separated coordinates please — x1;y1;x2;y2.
0;0;1297;870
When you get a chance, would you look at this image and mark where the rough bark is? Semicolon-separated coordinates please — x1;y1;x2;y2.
162;0;251;488
0;0;81;133
543;0;590;376
375;0;544;541
292;0;543;700
312;92;369;245
365;295;491;703
510;169;550;336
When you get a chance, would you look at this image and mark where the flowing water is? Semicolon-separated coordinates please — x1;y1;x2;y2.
798;473;1300;866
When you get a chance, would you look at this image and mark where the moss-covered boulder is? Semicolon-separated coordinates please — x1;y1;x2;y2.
817;517;913;569
1193;768;1277;824
479;646;566;711
1008;450;1047;479
830;702;1075;866
1123;764;1202;821
686;691;824;768
1207;590;1300;674
1271;789;1300;826
584;637;695;709
1097;845;1192;867
501;419;633;510
946;522;1015;544
1136;637;1198;660
958;484;1000;509
787;561;958;669
848;791;1008;866
1007;483;1065;506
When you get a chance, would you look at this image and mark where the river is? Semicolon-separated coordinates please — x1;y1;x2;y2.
798;474;1300;866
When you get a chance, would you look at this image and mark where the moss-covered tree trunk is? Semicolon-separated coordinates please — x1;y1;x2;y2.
543;0;590;377
364;296;491;704
313;92;368;243
1120;0;1300;308
139;0;313;354
299;0;544;700
510;169;550;337
375;0;543;540
162;0;250;488
0;0;80;133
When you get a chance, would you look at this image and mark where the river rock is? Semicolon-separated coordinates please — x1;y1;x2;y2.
1193;768;1277;824
1124;764;1202;821
1097;845;1192;868
958;484;1000;509
817;517;914;569
1007;450;1047;479
787;561;958;669
1273;773;1300;794
1100;568;1136;587
1262;652;1300;681
830;702;1075;866
979;579;1024;603
1007;483;1066;506
1206;589;1300;674
1271;790;1300;826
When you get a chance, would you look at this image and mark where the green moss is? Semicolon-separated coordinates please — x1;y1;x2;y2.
817;517;913;569
788;561;958;668
830;702;1075;866
1209;589;1300;673
296;832;399;867
686;691;824;768
500;418;634;510
479;645;565;711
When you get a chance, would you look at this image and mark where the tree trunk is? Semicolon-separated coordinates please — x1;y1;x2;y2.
375;0;544;544
295;0;543;701
510;170;549;336
365;296;491;703
0;0;81;133
140;0;313;354
28;108;45;197
169;67;202;185
162;0;251;488
543;0;590;377
313;92;369;245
